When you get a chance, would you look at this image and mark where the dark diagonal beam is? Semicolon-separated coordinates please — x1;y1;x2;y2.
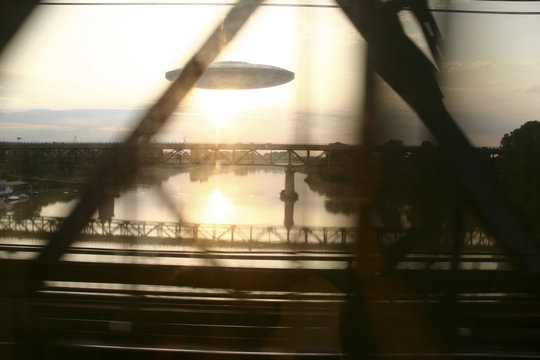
0;1;39;53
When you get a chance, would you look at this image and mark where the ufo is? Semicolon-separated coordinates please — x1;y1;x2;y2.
165;61;295;90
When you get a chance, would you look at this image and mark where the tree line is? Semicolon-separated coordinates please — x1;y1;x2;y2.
306;121;540;247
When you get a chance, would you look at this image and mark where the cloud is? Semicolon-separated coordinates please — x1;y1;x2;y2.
0;107;362;145
443;0;474;4
0;122;73;131
441;61;498;74
159;108;361;145
526;84;540;94
520;59;540;66
91;126;132;132
0;108;140;142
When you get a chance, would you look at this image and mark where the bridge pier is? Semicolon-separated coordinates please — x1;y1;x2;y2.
98;193;116;222
280;167;299;233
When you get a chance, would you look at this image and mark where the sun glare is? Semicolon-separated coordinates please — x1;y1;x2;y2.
197;91;240;144
205;189;234;224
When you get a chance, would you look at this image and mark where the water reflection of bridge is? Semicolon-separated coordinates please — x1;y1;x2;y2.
0;215;355;245
0;215;496;249
0;142;501;167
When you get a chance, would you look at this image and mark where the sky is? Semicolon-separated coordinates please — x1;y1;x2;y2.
0;0;539;146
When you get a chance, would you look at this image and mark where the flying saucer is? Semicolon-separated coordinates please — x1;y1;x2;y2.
165;61;295;90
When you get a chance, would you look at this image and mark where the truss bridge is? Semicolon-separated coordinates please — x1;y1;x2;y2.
0;215;497;251
0;142;501;168
0;215;357;246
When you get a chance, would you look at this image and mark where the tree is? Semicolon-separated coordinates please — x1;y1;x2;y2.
498;120;540;239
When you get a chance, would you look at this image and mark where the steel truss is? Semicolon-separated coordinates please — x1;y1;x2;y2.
0;215;356;244
0;142;501;167
0;215;497;249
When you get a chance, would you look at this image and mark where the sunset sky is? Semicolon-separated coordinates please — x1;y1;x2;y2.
0;0;539;146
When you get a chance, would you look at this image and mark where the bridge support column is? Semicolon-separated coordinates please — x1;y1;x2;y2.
98;193;116;222
280;167;299;236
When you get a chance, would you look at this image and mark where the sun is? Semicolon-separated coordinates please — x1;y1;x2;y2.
196;90;240;144
191;87;277;144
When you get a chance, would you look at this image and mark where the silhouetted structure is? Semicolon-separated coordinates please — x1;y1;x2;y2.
1;1;540;359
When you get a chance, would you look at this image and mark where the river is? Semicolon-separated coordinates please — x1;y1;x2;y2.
1;166;505;270
6;165;357;228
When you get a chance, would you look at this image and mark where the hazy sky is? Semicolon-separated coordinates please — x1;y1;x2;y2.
0;0;539;146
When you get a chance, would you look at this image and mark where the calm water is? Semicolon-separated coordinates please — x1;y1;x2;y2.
38;166;357;227
0;166;357;265
1;167;505;270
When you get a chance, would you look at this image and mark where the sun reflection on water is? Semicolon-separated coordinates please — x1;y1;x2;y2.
39;170;357;227
205;189;234;224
